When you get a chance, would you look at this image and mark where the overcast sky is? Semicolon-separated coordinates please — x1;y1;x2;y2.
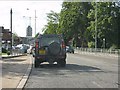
0;1;63;37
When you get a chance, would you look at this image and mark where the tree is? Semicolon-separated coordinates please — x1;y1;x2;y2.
42;10;59;34
59;2;92;47
42;1;120;49
87;2;120;48
13;33;20;45
34;32;40;38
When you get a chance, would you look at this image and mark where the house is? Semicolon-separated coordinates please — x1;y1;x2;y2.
0;26;12;50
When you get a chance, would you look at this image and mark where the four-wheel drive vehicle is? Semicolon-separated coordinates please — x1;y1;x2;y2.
34;34;66;68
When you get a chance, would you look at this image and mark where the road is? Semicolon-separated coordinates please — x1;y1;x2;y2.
24;53;118;89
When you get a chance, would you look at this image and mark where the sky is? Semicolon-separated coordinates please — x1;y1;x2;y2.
0;1;63;37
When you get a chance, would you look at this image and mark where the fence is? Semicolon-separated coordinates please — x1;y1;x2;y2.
12;48;26;56
75;48;119;55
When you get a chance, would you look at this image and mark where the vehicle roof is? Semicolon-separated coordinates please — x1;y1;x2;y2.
37;34;63;38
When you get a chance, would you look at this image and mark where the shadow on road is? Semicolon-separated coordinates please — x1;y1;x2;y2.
66;64;101;71
31;63;103;77
36;64;101;71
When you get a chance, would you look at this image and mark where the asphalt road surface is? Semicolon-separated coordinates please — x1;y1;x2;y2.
24;53;118;88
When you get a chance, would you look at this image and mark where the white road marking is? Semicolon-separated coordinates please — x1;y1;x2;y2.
92;81;103;88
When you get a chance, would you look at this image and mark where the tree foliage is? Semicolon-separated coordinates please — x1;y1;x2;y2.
87;2;120;48
42;10;59;34
13;33;21;45
43;2;120;49
58;2;92;47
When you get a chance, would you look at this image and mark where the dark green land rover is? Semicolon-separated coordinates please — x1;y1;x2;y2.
34;34;66;68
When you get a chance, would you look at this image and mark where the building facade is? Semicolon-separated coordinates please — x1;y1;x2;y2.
0;26;12;50
26;25;32;37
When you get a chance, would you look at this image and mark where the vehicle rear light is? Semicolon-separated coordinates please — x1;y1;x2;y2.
62;41;66;48
35;42;39;48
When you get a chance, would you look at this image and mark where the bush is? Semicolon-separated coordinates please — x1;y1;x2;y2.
88;41;95;48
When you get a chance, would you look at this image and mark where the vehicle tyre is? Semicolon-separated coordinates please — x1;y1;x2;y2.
72;51;74;54
34;59;39;68
58;59;66;67
48;42;61;55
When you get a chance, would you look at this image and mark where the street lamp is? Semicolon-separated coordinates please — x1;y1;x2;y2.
26;8;37;37
35;10;37;37
95;2;98;51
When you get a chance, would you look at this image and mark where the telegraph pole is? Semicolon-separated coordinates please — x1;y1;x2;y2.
10;8;13;53
95;2;97;51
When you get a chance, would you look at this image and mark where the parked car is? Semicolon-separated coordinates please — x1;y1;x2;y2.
16;44;29;53
27;45;34;54
66;45;74;54
34;34;66;68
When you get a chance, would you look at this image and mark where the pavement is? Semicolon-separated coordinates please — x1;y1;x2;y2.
2;54;26;59
2;54;33;89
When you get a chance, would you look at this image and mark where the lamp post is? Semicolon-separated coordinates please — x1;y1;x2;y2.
95;2;98;51
10;8;13;54
35;10;37;37
26;8;37;37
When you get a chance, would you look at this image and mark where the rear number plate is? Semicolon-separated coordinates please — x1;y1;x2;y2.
39;50;46;54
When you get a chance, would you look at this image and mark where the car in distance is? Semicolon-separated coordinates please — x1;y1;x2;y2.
27;45;34;54
66;45;74;54
34;34;66;68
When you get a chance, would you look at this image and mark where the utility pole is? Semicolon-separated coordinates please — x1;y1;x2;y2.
95;2;97;51
10;8;13;53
